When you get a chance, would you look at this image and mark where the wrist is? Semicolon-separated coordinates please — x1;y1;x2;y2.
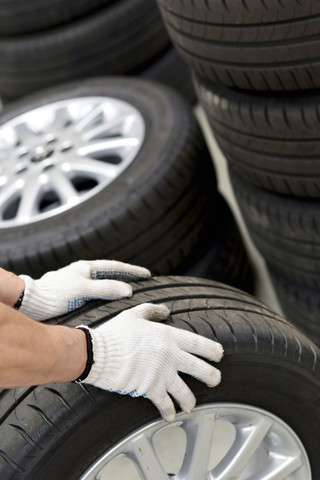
0;268;25;307
50;326;88;383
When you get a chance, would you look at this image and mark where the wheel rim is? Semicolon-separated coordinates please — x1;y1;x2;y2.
81;403;311;480
0;97;145;227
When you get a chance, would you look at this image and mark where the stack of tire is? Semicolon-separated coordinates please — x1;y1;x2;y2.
156;0;320;346
0;0;196;103
0;76;254;295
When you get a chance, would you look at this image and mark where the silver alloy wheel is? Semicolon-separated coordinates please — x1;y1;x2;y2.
81;403;311;480
0;97;145;227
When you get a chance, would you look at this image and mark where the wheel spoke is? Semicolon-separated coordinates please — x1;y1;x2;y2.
82;113;130;141
125;432;170;479
15;123;37;142
50;107;72;131
47;169;80;204
77;138;140;159
0;180;23;219
176;412;216;480
15;176;44;221
0;152;16;177
246;452;304;480
63;156;120;181
79;404;311;480
211;416;273;480
75;104;104;133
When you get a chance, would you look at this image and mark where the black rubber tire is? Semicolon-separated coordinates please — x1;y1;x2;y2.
157;0;320;91
0;0;170;99
176;193;255;295
269;270;320;347
0;276;319;479
0;77;217;278
195;76;320;197
139;46;197;104
0;0;115;35
229;168;320;291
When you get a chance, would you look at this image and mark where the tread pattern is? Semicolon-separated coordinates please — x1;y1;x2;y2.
229;169;320;290
0;276;319;478
0;0;170;99
177;193;255;294
0;0;115;35
269;269;320;346
156;0;320;90
195;77;320;196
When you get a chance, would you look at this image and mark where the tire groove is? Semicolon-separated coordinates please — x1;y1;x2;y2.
8;425;42;450
165;15;320;48
158;2;320;28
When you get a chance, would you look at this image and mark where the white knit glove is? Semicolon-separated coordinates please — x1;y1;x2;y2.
80;303;223;422
19;260;150;321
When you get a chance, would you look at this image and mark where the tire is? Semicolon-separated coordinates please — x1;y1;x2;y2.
229;168;320;291
0;0;170;99
269;270;320;347
156;0;320;91
195;76;320;197
0;77;217;278
0;276;318;479
0;0;115;35
176;193;255;295
139;46;197;104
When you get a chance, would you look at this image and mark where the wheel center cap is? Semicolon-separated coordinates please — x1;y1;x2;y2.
30;145;54;163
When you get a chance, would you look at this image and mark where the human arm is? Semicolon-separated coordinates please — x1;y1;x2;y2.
0;302;86;388
0;302;223;422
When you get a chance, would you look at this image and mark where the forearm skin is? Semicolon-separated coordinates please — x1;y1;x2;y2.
0;302;87;388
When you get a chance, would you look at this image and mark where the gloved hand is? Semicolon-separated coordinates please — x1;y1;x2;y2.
79;303;223;422
19;260;150;321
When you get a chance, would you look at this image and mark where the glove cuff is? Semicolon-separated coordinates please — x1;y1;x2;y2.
73;326;95;383
18;275;59;320
83;328;107;386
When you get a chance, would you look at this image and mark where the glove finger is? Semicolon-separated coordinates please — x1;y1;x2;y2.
83;279;133;299
174;329;223;362
146;391;176;423
131;303;170;322
168;376;196;415
88;260;151;280
178;351;222;388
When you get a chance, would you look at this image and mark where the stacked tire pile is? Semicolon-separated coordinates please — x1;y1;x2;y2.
0;76;254;294
156;0;320;346
0;0;196;103
1;52;318;480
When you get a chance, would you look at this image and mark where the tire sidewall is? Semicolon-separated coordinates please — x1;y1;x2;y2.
0;78;193;248
25;354;320;479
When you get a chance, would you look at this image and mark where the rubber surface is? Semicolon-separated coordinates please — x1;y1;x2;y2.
269;269;320;347
0;276;319;479
177;193;255;295
0;0;170;99
157;0;320;91
0;0;115;35
195;76;320;197
229;168;320;291
139;46;197;104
